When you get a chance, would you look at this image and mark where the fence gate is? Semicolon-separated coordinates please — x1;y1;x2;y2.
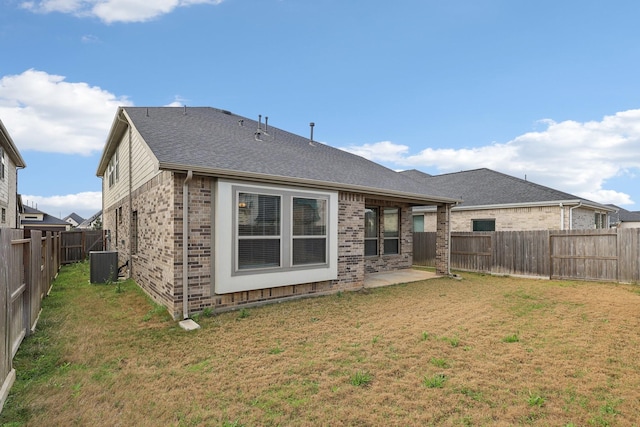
61;230;105;264
451;232;493;273
550;230;618;282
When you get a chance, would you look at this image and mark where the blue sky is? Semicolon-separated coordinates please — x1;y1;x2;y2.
1;0;640;220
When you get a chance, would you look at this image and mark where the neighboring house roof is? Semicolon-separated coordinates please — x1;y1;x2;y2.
63;212;85;225
21;205;69;226
0;118;26;168
78;210;102;228
403;168;615;212
97;107;459;205
607;205;640;224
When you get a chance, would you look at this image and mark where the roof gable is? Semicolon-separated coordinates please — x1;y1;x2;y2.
0;118;26;168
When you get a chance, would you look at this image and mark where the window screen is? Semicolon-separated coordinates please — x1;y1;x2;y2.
237;193;281;269
292;198;327;265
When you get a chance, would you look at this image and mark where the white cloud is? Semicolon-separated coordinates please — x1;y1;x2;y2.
21;0;224;23
341;109;640;206
341;140;409;163
0;69;132;156
164;95;188;107
22;191;102;219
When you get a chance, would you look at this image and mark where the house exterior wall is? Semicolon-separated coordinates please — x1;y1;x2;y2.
100;121;426;319
420;205;609;232
102;126;159;210
0;154;18;228
105;171;178;311
104;167;403;318
618;221;640;229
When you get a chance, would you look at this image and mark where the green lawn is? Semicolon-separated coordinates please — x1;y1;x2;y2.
2;262;640;426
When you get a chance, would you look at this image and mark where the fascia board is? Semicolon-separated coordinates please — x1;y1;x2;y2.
158;161;462;206
413;200;617;213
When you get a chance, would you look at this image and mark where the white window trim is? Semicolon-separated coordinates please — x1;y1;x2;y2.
215;179;338;294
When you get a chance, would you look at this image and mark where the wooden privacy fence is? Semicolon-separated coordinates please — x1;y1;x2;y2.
414;229;640;283
1;229;61;413
61;230;105;264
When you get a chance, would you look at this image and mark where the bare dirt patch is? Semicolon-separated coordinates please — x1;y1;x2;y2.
2;264;640;426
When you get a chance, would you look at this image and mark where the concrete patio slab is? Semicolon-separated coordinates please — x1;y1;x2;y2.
364;269;440;288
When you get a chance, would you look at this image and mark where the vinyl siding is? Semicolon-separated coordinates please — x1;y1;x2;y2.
102;125;159;210
0;149;18;228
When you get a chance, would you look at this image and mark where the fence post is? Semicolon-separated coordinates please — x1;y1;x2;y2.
0;230;16;413
21;231;32;338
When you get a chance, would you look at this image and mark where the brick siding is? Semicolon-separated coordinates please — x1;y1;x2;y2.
106;174;421;319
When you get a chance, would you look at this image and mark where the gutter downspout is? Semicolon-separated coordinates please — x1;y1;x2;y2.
182;170;193;319
569;202;582;230
559;203;564;230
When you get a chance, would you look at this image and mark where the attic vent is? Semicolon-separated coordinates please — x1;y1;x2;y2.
238;119;244;126
254;131;262;141
309;122;316;146
221;109;232;115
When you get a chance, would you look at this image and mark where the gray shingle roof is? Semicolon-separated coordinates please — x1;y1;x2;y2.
608;205;640;223
1;118;26;168
63;212;85;224
21;206;68;225
114;107;456;204
401;168;611;208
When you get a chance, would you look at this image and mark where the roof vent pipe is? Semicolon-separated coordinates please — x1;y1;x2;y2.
310;122;315;142
146;108;149;117
183;105;187;115
265;116;269;133
238;119;244;126
258;114;262;130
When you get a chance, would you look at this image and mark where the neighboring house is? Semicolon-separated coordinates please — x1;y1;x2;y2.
403;168;615;232
96;107;458;320
20;205;70;232
63;212;85;228
77;210;103;229
0;119;26;228
608;206;640;228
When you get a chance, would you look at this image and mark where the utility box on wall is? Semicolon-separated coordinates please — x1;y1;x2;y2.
90;251;118;284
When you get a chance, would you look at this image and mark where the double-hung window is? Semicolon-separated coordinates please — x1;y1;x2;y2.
292;198;327;265
237;193;281;270
0;147;5;181
216;180;338;294
364;207;378;256
108;150;119;188
383;208;400;255
365;207;401;256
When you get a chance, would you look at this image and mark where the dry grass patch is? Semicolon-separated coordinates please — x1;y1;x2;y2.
2;263;640;426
